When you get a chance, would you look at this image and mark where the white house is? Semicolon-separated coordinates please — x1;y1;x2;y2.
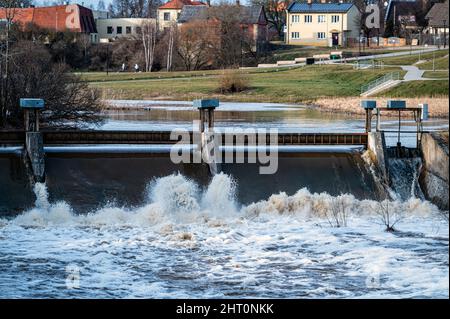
285;1;360;47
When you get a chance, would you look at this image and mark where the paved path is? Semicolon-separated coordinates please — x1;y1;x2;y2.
401;65;425;81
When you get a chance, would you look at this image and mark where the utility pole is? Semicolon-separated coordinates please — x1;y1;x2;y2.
433;51;435;71
443;20;447;49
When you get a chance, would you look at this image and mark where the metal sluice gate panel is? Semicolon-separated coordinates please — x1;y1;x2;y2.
0;131;368;146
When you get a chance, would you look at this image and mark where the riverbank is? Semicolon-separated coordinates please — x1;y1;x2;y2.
311;97;449;118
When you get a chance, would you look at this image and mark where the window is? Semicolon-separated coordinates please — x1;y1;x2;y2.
304;15;312;23
136;26;142;34
291;32;300;39
291;15;300;23
126;26;132;34
164;12;170;21
317;32;326;39
318;15;326;23
331;15;340;23
107;26;113;34
117;26;122;34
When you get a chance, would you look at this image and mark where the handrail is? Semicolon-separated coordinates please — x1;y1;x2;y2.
361;71;400;94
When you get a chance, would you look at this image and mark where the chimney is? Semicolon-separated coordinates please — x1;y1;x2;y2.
236;0;240;6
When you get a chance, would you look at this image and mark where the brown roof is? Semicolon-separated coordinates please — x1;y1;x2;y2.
0;4;97;33
159;0;206;10
426;1;449;27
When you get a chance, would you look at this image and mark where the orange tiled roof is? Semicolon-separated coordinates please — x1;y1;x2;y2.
159;0;206;10
0;4;97;33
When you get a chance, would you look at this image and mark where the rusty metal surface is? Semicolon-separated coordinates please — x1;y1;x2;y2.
0;130;368;146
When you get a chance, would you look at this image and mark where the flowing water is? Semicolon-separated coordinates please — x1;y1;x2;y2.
0;101;448;298
0;175;448;298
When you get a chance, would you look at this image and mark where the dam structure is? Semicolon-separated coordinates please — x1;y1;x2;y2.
0;99;446;212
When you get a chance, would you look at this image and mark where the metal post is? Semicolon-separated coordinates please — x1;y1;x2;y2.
208;109;214;130
24;109;29;132
397;110;401;150
376;108;381;132
199;110;205;133
35;109;39;132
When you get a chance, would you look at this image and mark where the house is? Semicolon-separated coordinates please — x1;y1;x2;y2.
96;18;156;42
177;4;269;51
285;1;360;47
383;0;432;36
157;0;207;30
425;0;449;38
0;4;98;42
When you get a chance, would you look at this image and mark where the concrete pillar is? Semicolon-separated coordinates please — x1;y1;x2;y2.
368;132;390;187
25;132;45;183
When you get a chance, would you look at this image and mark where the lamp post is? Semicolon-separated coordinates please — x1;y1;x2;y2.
443;20;447;49
100;39;110;75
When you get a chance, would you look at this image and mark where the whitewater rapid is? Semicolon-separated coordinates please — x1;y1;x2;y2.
0;173;448;298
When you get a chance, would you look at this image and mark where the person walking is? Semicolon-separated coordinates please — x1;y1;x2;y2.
134;64;139;73
121;63;126;72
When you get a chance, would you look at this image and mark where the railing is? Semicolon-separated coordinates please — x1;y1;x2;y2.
361;71;400;95
354;60;385;70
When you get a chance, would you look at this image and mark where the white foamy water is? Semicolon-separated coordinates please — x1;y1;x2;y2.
0;174;448;298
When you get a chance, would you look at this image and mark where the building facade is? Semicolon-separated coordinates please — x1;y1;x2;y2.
96;18;156;41
285;1;359;47
157;0;207;30
0;4;98;41
177;4;269;52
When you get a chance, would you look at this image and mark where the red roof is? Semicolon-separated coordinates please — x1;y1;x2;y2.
0;4;97;33
159;0;206;10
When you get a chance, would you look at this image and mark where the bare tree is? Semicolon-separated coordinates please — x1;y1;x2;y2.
166;26;175;72
177;20;216;71
251;0;288;39
140;20;157;72
0;0;23;127
374;200;404;232
4;40;103;129
325;196;352;228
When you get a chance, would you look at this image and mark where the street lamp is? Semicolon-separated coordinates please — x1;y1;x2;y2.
443;19;447;49
100;38;110;75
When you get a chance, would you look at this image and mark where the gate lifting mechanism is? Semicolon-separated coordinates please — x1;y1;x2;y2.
361;100;428;150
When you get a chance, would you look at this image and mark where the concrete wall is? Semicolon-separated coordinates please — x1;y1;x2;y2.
419;132;449;210
367;132;390;187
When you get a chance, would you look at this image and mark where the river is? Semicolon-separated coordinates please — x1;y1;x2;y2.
0;101;448;298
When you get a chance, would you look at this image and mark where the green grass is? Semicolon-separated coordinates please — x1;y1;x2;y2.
374;49;449;66
268;44;411;62
418;55;449;70
380;80;449;98
79;66;302;83
88;64;403;103
422;71;449;79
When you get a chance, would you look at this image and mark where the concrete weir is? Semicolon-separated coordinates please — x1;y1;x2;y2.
419;133;449;210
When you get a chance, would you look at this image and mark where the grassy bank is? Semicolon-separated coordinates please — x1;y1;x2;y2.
374;49;449;66
419;55;449;70
313;97;449;118
89;65;402;103
268;44;411;62
381;80;449;98
423;71;449;79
